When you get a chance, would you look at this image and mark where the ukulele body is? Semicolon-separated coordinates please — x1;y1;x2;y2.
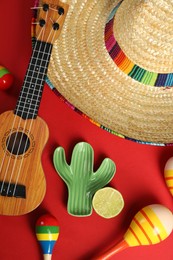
0;110;49;215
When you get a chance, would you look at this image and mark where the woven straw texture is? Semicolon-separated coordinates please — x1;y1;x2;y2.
46;0;173;145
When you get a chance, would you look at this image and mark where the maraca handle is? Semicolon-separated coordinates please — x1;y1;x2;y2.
44;254;52;260
94;240;128;260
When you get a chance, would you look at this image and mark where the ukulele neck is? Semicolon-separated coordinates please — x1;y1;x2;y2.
14;40;53;119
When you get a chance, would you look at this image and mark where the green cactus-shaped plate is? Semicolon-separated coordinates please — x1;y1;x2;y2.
53;142;116;217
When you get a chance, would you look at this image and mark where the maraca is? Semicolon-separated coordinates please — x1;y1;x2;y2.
164;157;173;196
36;214;60;260
0;66;14;90
95;204;173;259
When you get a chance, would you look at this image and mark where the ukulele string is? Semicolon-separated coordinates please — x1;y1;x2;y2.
0;4;42;181
1;38;42;195
1;12;51;195
7;28;49;196
0;5;62;196
12;13;63;190
12;44;50;196
12;16;60;196
0;26;45;193
0;114;19;193
0;9;44;191
0;8;54;183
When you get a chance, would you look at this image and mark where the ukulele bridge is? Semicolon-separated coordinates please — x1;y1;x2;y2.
0;181;26;198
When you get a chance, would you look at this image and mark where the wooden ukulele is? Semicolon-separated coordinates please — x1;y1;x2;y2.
0;0;68;215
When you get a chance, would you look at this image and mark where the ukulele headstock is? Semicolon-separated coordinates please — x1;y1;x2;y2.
34;0;69;44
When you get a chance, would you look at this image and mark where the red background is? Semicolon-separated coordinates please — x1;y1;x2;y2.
0;1;172;259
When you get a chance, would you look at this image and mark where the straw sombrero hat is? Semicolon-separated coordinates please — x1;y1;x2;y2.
46;0;173;145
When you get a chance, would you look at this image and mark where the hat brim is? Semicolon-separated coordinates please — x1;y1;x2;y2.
36;0;173;146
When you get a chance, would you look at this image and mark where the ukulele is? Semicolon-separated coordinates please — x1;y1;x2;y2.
0;0;69;216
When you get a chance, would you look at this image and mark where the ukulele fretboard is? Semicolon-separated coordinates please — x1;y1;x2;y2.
14;40;53;119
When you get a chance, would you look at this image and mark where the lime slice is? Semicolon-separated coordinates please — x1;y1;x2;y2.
92;187;124;218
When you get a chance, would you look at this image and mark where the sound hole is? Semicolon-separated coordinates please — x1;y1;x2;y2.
6;132;30;155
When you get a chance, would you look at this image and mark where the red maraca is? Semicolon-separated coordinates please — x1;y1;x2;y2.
95;204;173;259
0;66;14;90
36;214;60;260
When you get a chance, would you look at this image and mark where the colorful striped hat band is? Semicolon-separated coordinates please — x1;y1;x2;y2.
43;0;173;145
106;2;173;87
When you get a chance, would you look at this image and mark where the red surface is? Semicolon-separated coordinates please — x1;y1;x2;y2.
0;1;172;259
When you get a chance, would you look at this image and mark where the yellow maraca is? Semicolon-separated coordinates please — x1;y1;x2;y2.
95;204;173;260
164;157;173;196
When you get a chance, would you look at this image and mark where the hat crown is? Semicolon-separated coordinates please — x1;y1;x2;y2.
114;0;173;73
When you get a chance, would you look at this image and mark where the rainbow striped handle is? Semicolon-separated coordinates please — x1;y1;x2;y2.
36;214;60;259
